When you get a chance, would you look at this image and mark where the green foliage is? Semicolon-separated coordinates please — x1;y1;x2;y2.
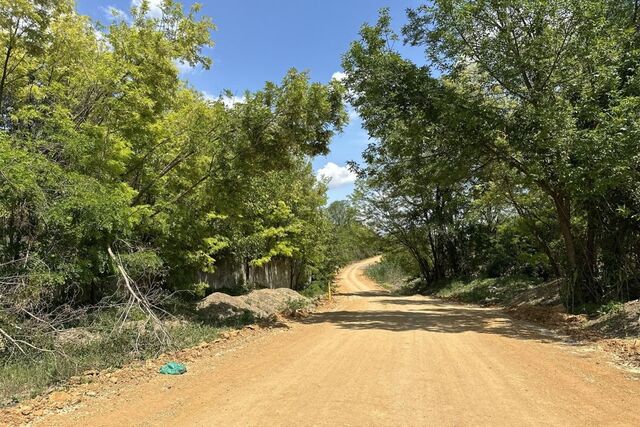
435;277;540;306
366;260;410;291
597;301;624;317
283;297;310;313
0;0;369;372
343;1;640;311
300;281;330;299
364;246;421;288
325;200;382;267
0;317;224;406
0;0;350;315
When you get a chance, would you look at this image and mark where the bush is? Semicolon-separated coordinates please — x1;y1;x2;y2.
301;282;329;299
365;250;418;289
435;277;539;305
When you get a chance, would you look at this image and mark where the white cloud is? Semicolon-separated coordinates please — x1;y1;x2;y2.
317;162;357;189
103;6;128;21
346;105;360;121
331;71;347;82
221;95;246;108
94;28;105;42
175;60;196;74
202;91;216;101
131;0;163;19
202;92;246;108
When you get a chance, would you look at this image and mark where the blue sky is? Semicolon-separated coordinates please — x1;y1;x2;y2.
76;0;423;202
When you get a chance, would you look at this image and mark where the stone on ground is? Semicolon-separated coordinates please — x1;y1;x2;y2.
196;288;309;322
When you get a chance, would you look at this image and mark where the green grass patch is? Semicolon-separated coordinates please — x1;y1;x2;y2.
365;261;411;290
0;315;227;407
300;282;329;299
435;276;539;305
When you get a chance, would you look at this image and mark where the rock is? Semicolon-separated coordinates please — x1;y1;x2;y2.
197;288;309;324
85;391;97;397
110;377;119;384
20;405;33;415
49;391;72;404
34;410;45;417
196;292;264;322
83;369;99;377
239;288;309;317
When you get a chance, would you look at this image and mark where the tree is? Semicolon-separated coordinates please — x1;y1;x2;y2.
404;0;640;306
343;2;640;309
0;0;348;315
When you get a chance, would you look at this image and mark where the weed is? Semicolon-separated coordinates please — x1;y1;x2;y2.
435;277;538;305
0;312;223;407
597;301;624;317
284;298;309;313
301;282;329;299
365;261;410;290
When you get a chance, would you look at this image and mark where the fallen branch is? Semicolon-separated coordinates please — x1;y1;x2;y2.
0;326;54;355
107;246;171;345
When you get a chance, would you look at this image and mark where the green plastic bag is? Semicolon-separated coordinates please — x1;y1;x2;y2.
159;362;187;375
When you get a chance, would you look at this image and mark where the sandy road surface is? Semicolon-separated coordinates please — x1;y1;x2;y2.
44;258;640;426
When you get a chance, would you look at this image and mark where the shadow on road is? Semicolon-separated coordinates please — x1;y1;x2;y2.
336;290;389;298
302;294;568;344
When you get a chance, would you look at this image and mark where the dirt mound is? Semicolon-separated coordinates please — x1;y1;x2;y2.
197;292;265;322
240;288;308;316
507;279;562;307
197;289;309;323
586;300;640;337
598;338;640;367
506;304;587;329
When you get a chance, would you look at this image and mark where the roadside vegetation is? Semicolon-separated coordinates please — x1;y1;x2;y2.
0;0;378;406
345;0;640;316
365;250;419;292
0;314;223;406
434;277;540;306
5;0;640;409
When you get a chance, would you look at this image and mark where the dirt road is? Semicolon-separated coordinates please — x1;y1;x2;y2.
44;258;640;426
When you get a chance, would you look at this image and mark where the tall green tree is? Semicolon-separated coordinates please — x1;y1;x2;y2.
344;2;640;309
0;0;348;313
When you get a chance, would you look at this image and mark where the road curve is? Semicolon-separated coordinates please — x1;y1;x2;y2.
44;258;640;426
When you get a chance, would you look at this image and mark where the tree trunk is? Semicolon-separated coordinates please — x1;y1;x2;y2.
549;189;582;310
584;207;599;301
0;18;19;118
427;230;445;282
